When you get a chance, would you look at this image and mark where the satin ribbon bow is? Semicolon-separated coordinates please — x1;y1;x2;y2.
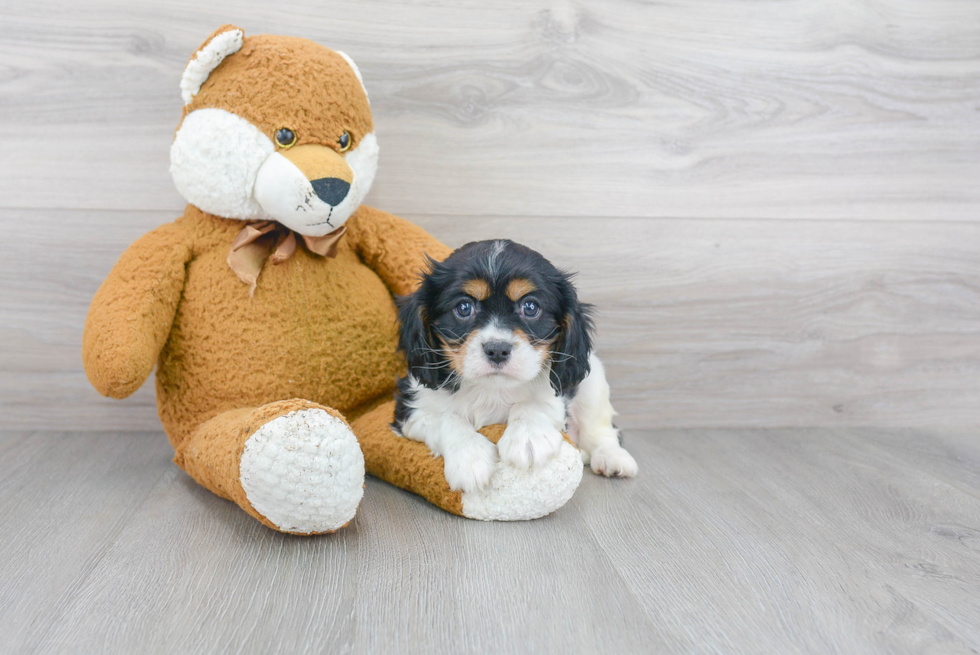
227;220;348;296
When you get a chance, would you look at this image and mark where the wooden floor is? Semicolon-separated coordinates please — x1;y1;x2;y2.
2;428;979;654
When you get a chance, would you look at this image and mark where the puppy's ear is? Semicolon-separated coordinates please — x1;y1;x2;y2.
396;290;446;389
550;273;595;396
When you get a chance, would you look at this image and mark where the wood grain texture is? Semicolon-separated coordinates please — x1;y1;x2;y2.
4;208;978;430
0;0;978;219
0;431;171;651
1;428;978;654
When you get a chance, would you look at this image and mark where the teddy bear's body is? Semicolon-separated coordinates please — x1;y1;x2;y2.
84;200;452;532
83;26;583;534
150;205;421;446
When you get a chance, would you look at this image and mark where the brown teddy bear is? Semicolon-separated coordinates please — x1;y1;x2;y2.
82;26;583;534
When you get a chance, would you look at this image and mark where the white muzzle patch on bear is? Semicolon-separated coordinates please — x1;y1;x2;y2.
170;109;379;236
253;133;378;237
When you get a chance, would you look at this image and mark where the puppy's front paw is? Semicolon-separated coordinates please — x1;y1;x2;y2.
442;437;498;493
498;421;564;470
589;444;638;477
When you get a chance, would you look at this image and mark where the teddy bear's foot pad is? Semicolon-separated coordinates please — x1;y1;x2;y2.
240;409;365;534
460;440;583;521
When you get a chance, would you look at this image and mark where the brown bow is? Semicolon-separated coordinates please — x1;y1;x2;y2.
227;221;348;296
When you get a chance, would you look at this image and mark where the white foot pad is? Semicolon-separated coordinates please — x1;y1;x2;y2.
460;441;583;521
240;409;365;533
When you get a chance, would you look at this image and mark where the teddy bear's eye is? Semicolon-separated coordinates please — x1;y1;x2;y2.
275;128;297;149
338;132;351;152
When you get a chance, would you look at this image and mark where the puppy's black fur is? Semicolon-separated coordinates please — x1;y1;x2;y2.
394;240;594;425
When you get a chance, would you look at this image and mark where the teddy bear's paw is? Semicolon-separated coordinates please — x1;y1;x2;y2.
589;444;638;478
239;409;365;534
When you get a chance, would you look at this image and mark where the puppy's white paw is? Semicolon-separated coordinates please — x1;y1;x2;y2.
589;444;638;477
443;437;498;493
498;421;564;470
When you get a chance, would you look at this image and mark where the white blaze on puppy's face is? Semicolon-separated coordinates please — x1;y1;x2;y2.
458;322;546;383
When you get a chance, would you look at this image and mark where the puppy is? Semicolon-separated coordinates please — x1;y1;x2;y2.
392;239;638;493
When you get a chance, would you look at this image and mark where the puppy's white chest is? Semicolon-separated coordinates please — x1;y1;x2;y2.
453;380;519;429
452;374;566;430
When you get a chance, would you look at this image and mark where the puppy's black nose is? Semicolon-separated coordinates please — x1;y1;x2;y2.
310;177;351;206
483;341;512;365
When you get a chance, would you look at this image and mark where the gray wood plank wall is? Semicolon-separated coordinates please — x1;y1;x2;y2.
2;0;978;430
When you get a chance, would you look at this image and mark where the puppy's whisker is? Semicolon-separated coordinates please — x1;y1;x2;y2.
529;327;561;347
412;347;446;356
432;327;466;345
539;326;561;340
548;350;578;363
437;369;461;391
410;342;451;357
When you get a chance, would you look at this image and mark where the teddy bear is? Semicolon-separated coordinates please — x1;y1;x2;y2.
82;26;583;534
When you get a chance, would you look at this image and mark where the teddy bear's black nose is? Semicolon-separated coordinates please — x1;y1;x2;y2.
310;177;351;206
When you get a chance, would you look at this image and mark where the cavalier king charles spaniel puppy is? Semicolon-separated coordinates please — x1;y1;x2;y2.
392;239;638;493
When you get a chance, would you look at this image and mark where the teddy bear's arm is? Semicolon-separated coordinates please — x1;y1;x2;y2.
82;222;192;399
347;206;453;296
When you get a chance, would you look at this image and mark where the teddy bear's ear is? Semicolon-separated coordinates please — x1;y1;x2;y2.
180;25;244;106
335;51;369;103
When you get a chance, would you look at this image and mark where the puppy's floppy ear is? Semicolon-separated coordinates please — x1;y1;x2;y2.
396;289;446;389
550;273;595;396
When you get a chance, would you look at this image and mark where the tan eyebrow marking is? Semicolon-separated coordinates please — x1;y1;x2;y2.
506;278;537;301
462;278;491;301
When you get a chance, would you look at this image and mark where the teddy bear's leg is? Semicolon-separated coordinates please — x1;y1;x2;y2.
173;399;365;534
351;400;583;521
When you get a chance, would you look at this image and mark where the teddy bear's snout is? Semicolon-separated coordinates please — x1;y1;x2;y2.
310;177;351;207
277;143;356;208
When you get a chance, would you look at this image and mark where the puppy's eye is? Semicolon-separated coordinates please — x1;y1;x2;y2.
521;300;540;318
453;301;474;319
275;128;297;149
338;131;352;152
